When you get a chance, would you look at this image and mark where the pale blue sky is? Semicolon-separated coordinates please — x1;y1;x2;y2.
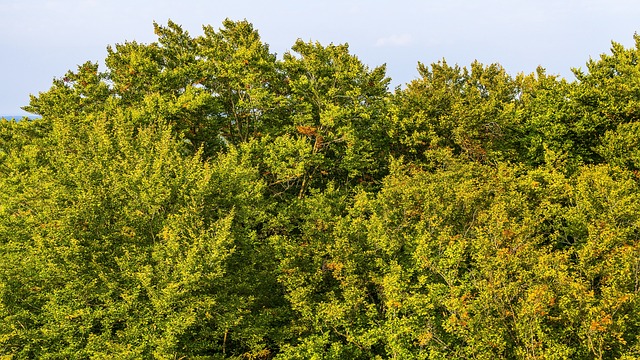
2;0;640;115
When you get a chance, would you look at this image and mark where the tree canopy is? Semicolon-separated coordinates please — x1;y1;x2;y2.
2;20;640;359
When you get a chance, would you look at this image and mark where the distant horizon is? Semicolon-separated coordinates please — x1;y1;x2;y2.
1;115;41;120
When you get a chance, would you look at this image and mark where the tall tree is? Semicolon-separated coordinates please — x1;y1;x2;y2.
390;60;520;165
261;40;391;198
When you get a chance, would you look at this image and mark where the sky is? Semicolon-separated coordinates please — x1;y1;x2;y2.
1;0;640;116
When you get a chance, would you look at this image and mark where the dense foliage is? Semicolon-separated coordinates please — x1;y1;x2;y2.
2;20;640;359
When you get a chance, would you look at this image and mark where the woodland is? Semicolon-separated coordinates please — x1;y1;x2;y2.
2;19;640;359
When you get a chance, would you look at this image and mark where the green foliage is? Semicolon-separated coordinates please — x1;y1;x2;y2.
390;60;520;165
512;68;579;169
3;19;640;359
0;113;279;358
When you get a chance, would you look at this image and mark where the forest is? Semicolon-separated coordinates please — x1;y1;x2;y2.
1;19;640;359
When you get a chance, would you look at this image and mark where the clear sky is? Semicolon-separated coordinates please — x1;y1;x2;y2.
1;0;640;116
